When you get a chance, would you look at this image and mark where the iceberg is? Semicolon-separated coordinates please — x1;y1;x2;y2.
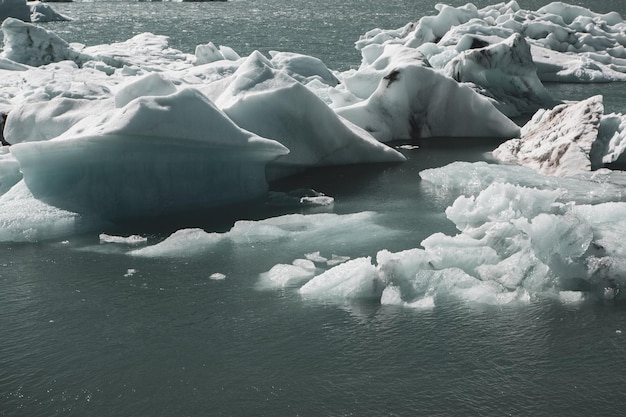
335;60;520;141
215;51;405;178
29;2;71;23
354;1;626;83
10;88;288;219
443;34;557;116
1;18;89;66
493;95;626;176
493;95;604;176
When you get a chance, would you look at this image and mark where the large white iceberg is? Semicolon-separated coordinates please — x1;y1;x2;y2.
216;51;405;178
335;59;520;142
10;88;289;219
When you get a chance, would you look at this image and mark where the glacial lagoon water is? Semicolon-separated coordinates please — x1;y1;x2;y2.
3;1;626;416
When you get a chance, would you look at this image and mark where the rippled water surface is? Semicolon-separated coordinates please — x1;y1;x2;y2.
3;1;626;416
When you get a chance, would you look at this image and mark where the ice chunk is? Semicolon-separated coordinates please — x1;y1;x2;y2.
216;51;404;179
258;260;317;289
29;2;70;23
130;228;224;258
194;42;240;65
1;18;89;66
299;257;383;300
444;34;556;116
99;233;147;245
336;63;520;142
10;88;288;219
132;211;396;259
0;180;96;242
209;273;227;281
269;50;339;86
493;95;604;176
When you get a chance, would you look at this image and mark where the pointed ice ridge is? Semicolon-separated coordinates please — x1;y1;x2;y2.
444;33;557;117
216;51;405;180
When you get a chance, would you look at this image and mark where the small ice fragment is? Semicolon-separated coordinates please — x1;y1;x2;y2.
327;254;351;266
124;268;137;277
305;251;327;263
558;291;585;304
100;233;147;245
300;195;334;206
209;273;226;281
617;330;622;335
397;145;419;150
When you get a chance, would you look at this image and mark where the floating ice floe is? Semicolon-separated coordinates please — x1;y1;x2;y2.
256;175;626;306
131;211;397;258
99;233;148;245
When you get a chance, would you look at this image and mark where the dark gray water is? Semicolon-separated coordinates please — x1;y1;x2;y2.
3;1;626;416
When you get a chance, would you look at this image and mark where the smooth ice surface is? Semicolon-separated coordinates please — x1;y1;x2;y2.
132;211;397;258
